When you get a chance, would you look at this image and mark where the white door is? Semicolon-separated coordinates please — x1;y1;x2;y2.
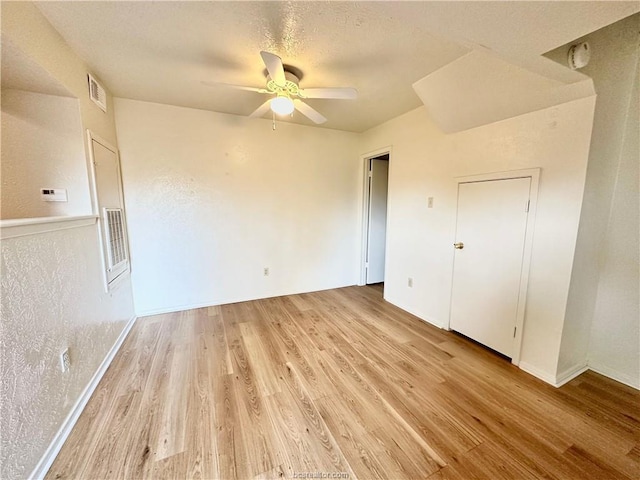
366;158;389;284
450;177;531;357
90;135;130;287
92;139;123;209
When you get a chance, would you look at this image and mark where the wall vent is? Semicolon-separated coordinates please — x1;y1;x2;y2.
103;207;128;280
88;73;107;112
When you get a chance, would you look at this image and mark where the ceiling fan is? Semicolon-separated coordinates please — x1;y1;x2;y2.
203;51;357;125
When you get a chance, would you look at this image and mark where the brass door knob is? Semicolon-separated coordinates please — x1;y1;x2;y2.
454;242;464;250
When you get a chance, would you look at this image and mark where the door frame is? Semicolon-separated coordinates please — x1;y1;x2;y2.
359;146;392;286
86;130;131;292
449;168;540;366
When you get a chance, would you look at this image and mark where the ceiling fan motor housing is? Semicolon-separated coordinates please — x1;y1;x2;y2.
267;71;301;97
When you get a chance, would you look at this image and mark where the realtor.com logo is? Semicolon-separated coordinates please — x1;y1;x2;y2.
292;473;349;479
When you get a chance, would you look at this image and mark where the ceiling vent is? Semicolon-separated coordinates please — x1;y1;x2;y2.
88;73;107;112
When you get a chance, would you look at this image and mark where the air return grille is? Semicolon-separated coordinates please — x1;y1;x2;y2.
104;208;127;270
88;73;107;112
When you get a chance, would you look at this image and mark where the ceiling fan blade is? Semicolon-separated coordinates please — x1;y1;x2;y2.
249;99;272;118
299;87;358;100
201;81;268;93
293;99;327;124
260;51;286;86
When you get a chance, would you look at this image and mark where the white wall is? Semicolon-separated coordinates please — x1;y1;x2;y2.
1;89;89;219
358;97;595;382
0;4;136;478
545;14;640;386
588;52;639;388
114;98;361;315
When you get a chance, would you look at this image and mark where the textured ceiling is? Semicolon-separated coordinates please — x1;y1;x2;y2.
34;1;639;132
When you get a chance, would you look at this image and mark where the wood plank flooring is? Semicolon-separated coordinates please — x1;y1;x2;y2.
47;285;640;479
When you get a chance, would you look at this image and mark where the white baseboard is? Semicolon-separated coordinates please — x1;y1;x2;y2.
383;295;447;330
137;300;228;317
555;364;589;387
29;315;137;480
135;283;358;318
588;363;640;390
519;361;588;388
519;360;638;390
518;361;558;386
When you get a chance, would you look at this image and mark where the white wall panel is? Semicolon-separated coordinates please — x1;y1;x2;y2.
114;99;361;315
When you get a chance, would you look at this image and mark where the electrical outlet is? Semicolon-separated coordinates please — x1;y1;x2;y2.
60;348;71;373
408;277;413;288
427;197;434;208
263;267;269;277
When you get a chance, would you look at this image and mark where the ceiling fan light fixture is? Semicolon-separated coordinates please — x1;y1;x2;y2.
270;94;294;115
208;51;357;125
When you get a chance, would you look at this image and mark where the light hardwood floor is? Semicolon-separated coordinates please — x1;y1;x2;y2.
47;285;639;479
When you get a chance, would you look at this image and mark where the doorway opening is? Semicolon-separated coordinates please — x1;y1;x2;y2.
360;150;390;291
